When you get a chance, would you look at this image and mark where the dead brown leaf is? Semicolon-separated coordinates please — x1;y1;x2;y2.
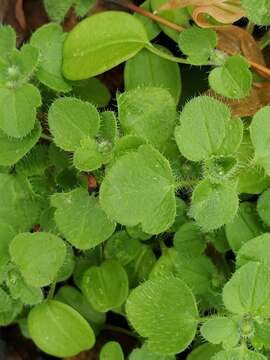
206;86;270;117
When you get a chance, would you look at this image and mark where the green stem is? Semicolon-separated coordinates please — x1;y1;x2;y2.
246;21;254;34
145;43;189;64
40;133;53;141
103;324;138;338
47;282;56;299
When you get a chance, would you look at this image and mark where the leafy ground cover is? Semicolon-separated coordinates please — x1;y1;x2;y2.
2;0;270;359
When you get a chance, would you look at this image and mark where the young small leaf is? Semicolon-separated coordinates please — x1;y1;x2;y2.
223;262;270;318
200;317;240;348
48;97;100;151
9;232;66;287
100;144;176;234
0;83;41;138
124;48;181;103
100;341;124;360
28;300;95;357
63;11;148;80
31;23;71;92
209;55;252;99
118;87;176;151
51;188;116;250
73;137;103;171
190;179;239;232
175;96;230;161
178;26;217;65
0;26;16;60
126;277;198;354
81;260;129;312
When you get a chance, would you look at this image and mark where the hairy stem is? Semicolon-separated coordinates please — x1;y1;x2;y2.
47;282;56;299
103;324;138;338
40;133;53;141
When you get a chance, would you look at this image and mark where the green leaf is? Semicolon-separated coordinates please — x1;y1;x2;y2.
43;0;73;22
0;287;22;326
173;222;206;258
209;55;252;99
0;223;16;283
134;0;161;40
100;341;124;360
241;0;270;25
130;344;175;360
175;96;230;161
51;187;116;249
149;248;176;280
190;179;239;232
15;143;49;176
257;188;270;226
252;321;270;350
6;268;43;305
223;262;270;318
0;83;41;138
63;11;148;80
150;0;190;42
28;300;95;357
113;135;146;160
0;121;41;166
217;117;243;156
126;224;152;241
55;243;75;282
200;317;240;348
178;26;217;65
75;0;95;17
118;87;176;150
100;144;176;234
72;78;111;108
99;111;118;145
0;26;16;61
250;106;270;175
73;137;103;171
236;233;270;268
48;97;100;151
55;285;105;333
9;232;66;287
124;47;181;103
187;344;221;360
31;23;71;92
81;260;129;312
225;202;263;253
0;174;41;231
104;231;142;266
126;277;198;354
211;348;267;360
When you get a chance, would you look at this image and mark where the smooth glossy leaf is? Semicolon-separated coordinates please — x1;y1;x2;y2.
48;97;100;151
124;48;181;103
0;83;41;138
126;277;198;354
100;144;176;234
225;202;263;252
190;179;239;232
209;55;252;99
223;262;270;317
52;187;116;249
100;341;124;360
118;87;176;151
28;300;95;357
81;260;129;312
31;23;71;92
9;232;66;287
63;11;148;80
175;96;230;161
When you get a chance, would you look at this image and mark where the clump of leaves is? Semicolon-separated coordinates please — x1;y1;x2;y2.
2;3;270;359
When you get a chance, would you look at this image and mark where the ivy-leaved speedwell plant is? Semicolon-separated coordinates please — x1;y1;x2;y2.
2;1;270;359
